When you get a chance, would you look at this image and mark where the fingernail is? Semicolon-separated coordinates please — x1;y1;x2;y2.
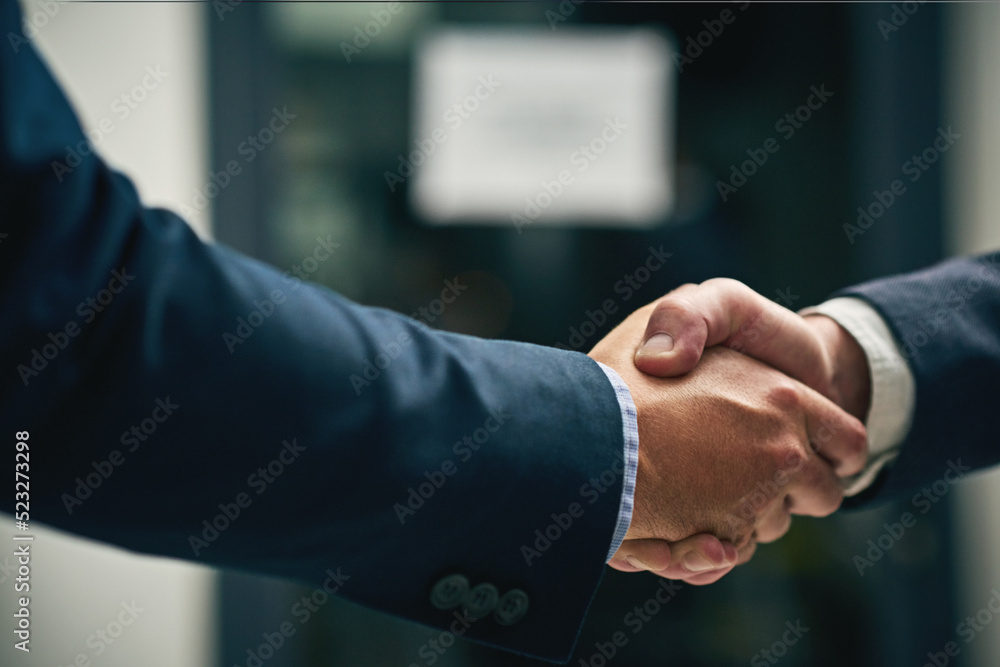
626;556;649;571
638;333;674;357
682;552;716;573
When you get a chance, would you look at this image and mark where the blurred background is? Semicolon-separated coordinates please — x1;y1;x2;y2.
2;0;999;665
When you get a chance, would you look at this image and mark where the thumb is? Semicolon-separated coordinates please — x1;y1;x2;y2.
634;279;831;394
633;283;711;377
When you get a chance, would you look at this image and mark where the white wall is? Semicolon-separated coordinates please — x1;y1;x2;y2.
945;3;1000;666
0;1;214;665
24;0;212;237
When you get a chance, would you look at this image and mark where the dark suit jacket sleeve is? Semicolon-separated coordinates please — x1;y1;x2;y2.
0;0;626;661
835;252;1000;505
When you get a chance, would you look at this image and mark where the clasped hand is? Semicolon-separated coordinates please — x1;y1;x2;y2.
588;280;870;585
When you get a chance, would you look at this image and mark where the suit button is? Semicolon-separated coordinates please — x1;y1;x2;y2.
430;574;469;610
494;589;529;626
463;583;499;618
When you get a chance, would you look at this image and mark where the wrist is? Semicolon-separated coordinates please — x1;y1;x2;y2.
803;315;871;421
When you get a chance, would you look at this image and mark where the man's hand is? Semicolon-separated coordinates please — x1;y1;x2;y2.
633;279;871;420
590;300;868;577
608;534;741;586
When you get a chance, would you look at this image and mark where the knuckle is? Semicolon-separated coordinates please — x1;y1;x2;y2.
655;295;697;319
774;438;807;473
766;383;802;414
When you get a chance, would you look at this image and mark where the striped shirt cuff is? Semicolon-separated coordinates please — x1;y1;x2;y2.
594;362;639;562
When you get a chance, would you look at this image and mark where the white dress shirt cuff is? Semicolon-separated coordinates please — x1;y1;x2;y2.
800;297;916;496
594;362;639;562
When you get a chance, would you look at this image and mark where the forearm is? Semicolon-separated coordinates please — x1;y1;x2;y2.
0;0;629;656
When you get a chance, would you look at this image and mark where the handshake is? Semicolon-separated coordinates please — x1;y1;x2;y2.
590;279;871;585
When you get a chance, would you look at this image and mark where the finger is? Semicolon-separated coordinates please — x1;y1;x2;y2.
660;538;751;586
754;502;793;544
779;400;857;518
634;279;833;396
609;534;739;580
800;382;869;478
633;283;709;377
663;563;736;586
784;452;846;518
608;539;673;573
660;533;738;578
654;535;757;586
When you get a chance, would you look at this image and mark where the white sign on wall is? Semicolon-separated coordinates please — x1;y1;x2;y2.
409;27;675;229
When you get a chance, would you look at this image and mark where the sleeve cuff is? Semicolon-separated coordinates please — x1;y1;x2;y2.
800;297;916;496
594;362;639;561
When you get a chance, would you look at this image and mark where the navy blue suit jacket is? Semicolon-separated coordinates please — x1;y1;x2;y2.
0;0;626;661
838;252;1000;504
2;0;998;660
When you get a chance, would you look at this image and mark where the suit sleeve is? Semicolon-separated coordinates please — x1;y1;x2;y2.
835;252;1000;505
0;0;626;661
